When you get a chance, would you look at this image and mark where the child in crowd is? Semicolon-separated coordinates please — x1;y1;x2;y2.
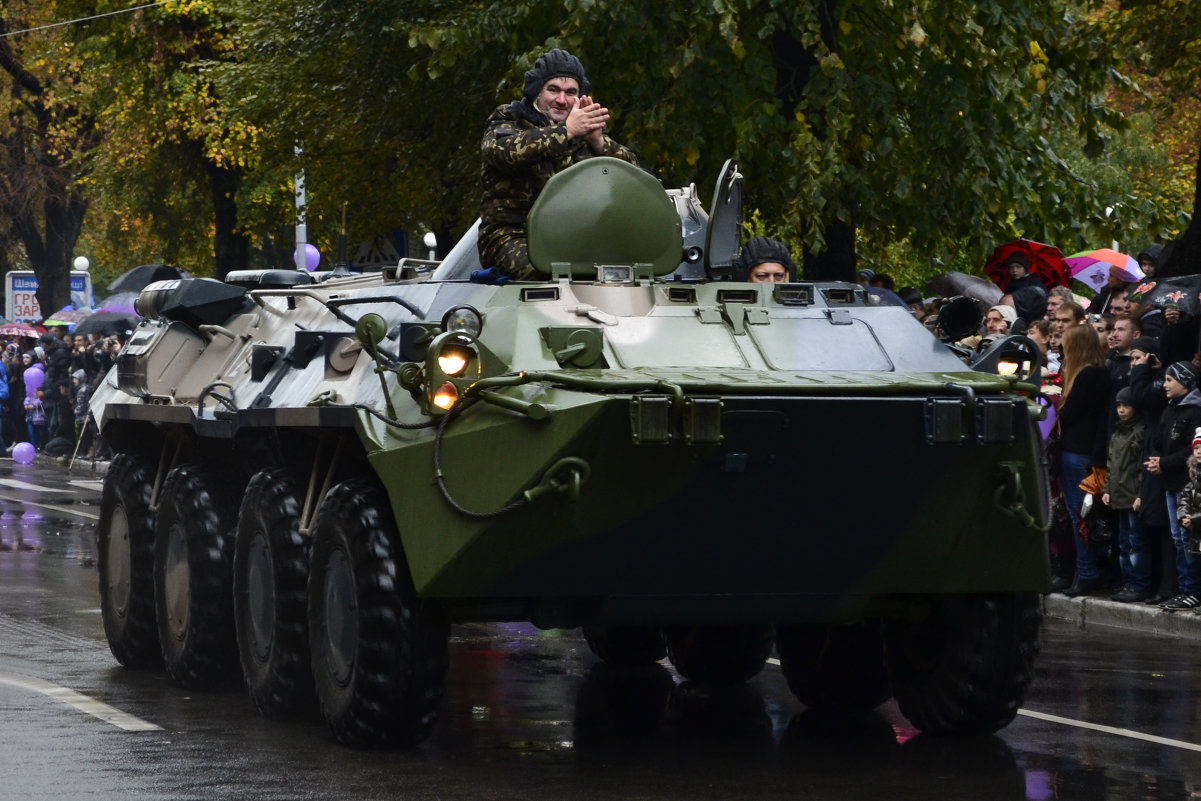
24;386;46;451
1102;388;1151;602
1176;428;1201;603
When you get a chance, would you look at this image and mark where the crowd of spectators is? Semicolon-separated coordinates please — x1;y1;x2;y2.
0;328;126;461
910;245;1201;612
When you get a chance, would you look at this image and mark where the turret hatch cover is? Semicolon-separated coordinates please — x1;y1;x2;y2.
527;157;682;278
705;158;742;280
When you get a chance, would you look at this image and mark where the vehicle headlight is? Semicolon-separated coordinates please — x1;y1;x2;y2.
441;305;483;338
425;331;480;414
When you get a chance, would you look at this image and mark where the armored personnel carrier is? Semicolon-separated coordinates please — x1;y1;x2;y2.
93;157;1050;747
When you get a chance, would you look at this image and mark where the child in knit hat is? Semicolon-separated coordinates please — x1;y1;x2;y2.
1146;360;1201;609
1102;387;1150;602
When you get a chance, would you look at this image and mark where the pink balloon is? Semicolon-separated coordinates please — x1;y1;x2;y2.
12;442;36;465
293;243;321;271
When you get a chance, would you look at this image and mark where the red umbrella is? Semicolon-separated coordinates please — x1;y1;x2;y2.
983;239;1071;291
0;322;38;338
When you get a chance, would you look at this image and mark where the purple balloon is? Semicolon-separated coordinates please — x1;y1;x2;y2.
12;441;35;465
293;243;321;271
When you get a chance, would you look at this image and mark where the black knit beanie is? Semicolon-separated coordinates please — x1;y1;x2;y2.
522;49;590;102
733;237;798;282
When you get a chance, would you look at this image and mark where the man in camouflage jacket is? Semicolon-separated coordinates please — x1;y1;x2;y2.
479;49;638;279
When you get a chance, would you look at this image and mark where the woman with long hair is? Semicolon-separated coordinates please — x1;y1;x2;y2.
1055;323;1113;595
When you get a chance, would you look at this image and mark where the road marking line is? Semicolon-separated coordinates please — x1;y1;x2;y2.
0;672;161;732
767;656;1200;752
1017;708;1201;752
0;494;99;520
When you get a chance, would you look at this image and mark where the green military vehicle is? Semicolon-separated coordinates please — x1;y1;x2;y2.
93;157;1050;747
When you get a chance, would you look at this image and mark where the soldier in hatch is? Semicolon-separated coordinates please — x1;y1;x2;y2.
478;48;639;281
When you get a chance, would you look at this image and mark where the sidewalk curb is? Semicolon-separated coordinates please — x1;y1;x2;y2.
1043;593;1201;640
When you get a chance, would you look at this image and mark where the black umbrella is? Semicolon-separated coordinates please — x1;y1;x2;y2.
1127;275;1201;316
75;311;140;336
107;263;191;293
926;271;1003;306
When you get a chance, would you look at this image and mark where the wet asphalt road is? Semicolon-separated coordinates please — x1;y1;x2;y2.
1;459;1200;801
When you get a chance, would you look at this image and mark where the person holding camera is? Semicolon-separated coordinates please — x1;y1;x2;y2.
1126;337;1175;604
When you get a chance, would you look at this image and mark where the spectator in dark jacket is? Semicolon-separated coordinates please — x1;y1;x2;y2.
1127;338;1174;602
1146;361;1201;610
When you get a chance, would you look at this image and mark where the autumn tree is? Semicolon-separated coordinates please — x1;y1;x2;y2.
209;1;1128;280
1107;0;1201;276
0;2;95;316
61;0;256;278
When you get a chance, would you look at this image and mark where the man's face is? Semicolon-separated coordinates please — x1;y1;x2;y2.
1109;319;1135;352
1110;290;1130;318
1045;295;1064;318
985;310;1010;335
1052;308;1077;335
535;77;581;123
748;261;790;283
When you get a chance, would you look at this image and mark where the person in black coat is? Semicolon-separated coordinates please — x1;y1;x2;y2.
1126;338;1173;602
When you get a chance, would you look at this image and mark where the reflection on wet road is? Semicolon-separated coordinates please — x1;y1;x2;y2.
0;460;1199;800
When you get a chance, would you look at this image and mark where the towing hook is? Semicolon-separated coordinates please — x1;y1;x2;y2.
994;461;1042;531
524;457;592;503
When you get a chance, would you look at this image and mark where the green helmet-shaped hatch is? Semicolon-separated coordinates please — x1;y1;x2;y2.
527;157;682;278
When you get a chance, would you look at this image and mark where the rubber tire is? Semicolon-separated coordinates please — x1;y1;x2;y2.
234;469;312;717
883;593;1041;736
665;625;774;685
97;452;161;667
308;478;449;747
776;621;891;713
582;625;665;666
153;464;239;687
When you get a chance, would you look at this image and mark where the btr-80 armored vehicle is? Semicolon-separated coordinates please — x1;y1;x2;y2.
94;157;1050;747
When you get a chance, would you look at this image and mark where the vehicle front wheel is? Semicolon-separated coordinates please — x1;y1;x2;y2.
776;621;891;713
154;464;239;687
234;468;311;717
583;625;665;667
308;478;449;747
664;625;774;685
97;452;160;667
883;593;1041;735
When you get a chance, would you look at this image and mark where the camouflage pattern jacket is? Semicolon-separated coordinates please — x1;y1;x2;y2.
1178;457;1201;523
479;99;637;277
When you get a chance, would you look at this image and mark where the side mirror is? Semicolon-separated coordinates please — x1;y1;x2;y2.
355;313;387;354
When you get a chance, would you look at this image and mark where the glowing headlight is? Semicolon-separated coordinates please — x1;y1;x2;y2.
997;360;1019;377
437;346;471;376
432;383;459;410
441;305;483;337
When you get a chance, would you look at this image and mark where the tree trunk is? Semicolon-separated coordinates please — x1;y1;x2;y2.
1160;139;1201;278
771;0;856;281
209;161;248;279
10;181;87;319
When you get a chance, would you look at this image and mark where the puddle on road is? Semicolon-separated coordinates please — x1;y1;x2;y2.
0;507;96;564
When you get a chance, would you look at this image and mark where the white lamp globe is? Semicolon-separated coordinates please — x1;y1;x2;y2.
73;256;90;271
